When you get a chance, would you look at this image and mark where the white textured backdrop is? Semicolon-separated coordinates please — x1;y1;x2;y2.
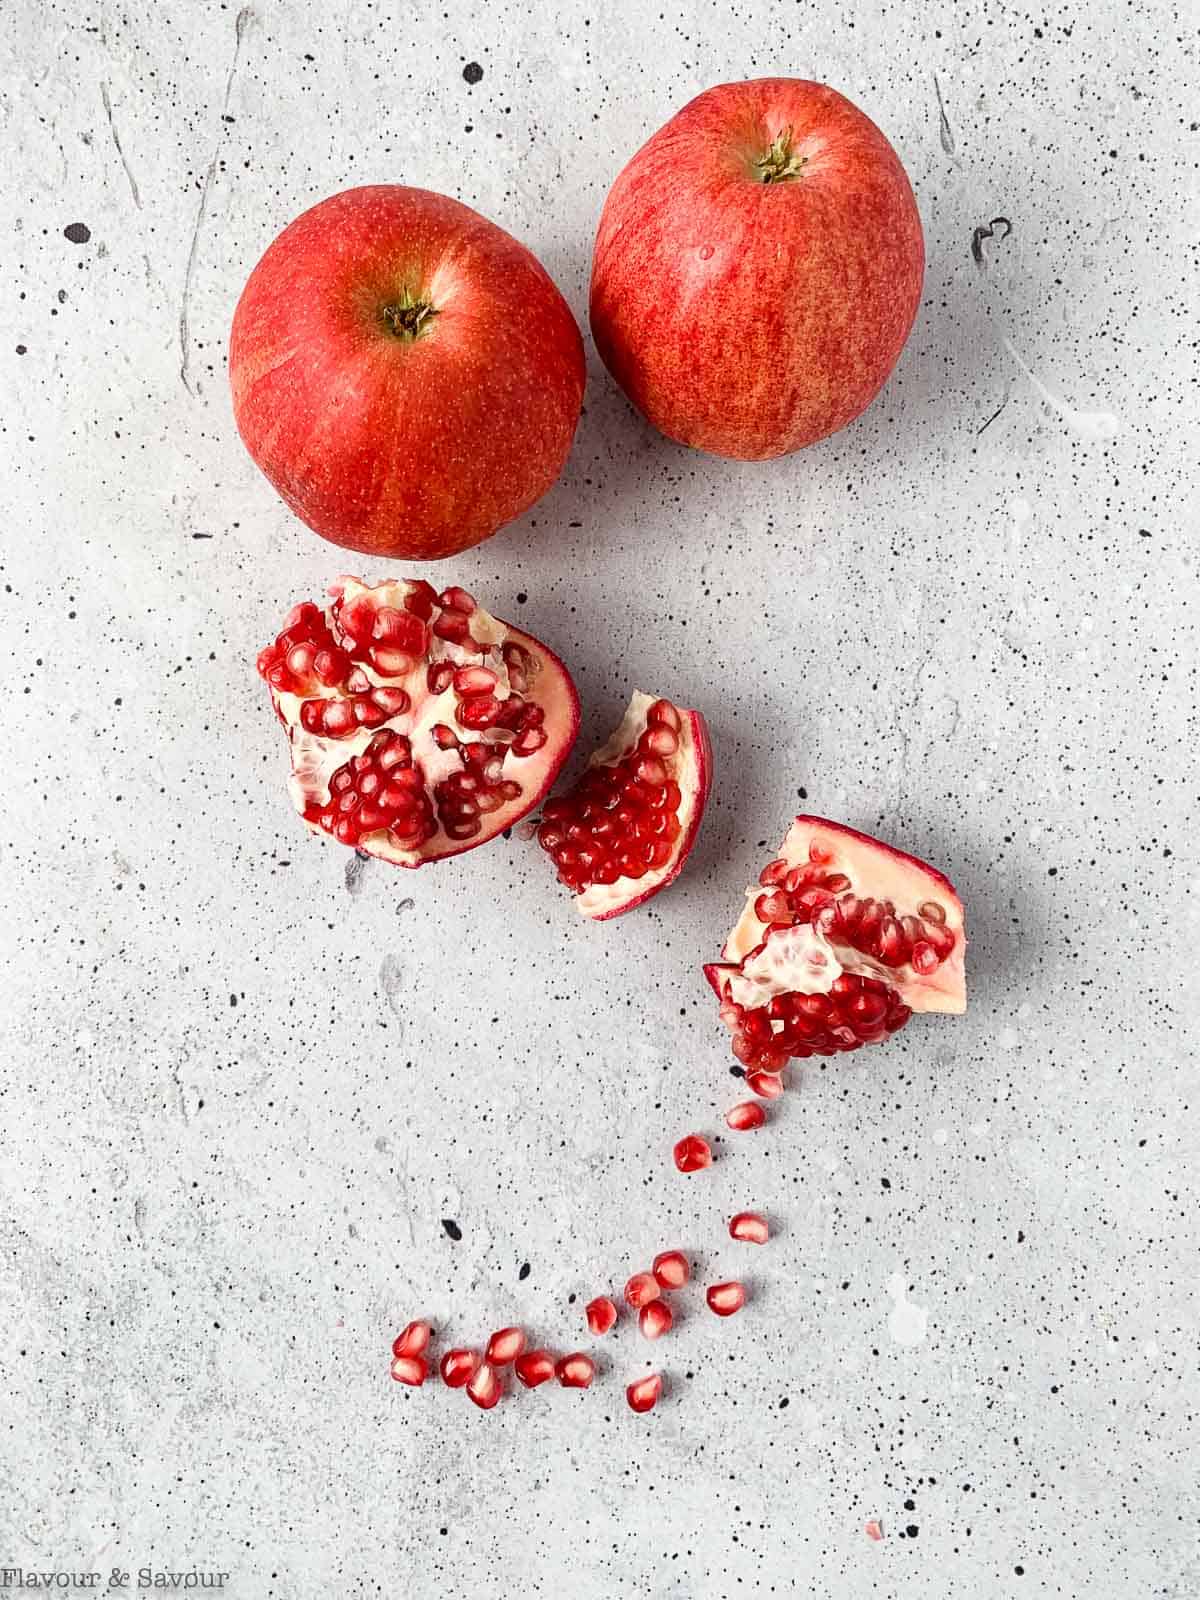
1;1;1197;1595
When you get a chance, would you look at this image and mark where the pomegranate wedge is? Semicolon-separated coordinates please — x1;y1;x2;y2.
536;691;711;919
258;577;579;867
705;816;966;1070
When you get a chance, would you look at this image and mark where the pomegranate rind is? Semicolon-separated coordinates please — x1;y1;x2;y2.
567;690;712;920
263;576;580;868
718;815;966;1015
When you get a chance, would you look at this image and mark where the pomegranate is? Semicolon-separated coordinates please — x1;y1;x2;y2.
389;1354;428;1386
485;1327;526;1365
556;1353;595;1389
623;1273;661;1310
725;1101;766;1132
258;576;579;866
466;1361;502;1410
729;1211;770;1244
514;1349;557;1388
673;1134;712;1173
439;1349;480;1388
706;1281;746;1317
392;1320;432;1358
651;1250;689;1290
639;1300;673;1341
586;1296;619;1336
705;816;966;1071
627;1373;662;1414
536;692;711;918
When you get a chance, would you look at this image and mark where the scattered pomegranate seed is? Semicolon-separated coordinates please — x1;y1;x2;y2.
651;1250;690;1290
389;1354;428;1386
466;1361;501;1409
626;1373;663;1414
391;1319;432;1358
725;1101;766;1131
439;1348;479;1388
556;1353;595;1389
729;1211;770;1244
706;1281;746;1317
624;1272;661;1309
484;1326;526;1365
673;1133;712;1172
514;1349;557;1388
586;1296;618;1335
865;1520;884;1541
746;1069;785;1099
639;1300;673;1340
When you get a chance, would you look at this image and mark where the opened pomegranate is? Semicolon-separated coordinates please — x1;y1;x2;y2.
535;691;711;918
258;577;579;866
705;816;966;1070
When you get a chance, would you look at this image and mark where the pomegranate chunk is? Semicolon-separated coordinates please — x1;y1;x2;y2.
466;1361;502;1409
729;1211;770;1244
639;1300;673;1340
627;1373;663;1414
485;1327;526;1365
514;1349;557;1388
725;1101;766;1131
439;1348;480;1388
706;1281;746;1317
391;1319;432;1358
258;576;580;868
536;691;712;919
389;1354;428;1386
556;1353;595;1389
705;816;966;1070
651;1250;690;1290
673;1134;712;1173
624;1272;661;1310
586;1296;619;1335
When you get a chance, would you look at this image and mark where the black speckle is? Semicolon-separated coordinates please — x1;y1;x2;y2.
516;592;528;605
518;1261;531;1280
463;61;483;84
442;1219;462;1241
797;786;807;799
15;344;26;355
778;1396;789;1408
63;222;91;245
229;994;238;1008
906;1524;919;1538
881;1176;891;1189
729;1065;744;1078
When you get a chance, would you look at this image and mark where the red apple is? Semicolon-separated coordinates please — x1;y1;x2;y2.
590;80;924;460
230;186;586;560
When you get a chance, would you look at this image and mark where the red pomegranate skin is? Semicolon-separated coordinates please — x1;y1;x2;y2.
230;186;586;560
590;80;924;460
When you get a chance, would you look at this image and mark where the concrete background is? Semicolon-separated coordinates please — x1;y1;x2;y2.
2;1;1197;1594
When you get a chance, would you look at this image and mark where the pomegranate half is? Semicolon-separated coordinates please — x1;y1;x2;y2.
535;691;711;918
705;816;966;1070
258;577;579;866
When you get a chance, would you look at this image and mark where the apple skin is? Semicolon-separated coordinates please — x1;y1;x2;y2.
230;186;586;561
589;80;924;461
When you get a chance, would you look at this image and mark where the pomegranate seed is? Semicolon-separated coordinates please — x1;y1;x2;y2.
392;1319;432;1358
673;1134;712;1173
514;1349;557;1388
389;1354;428;1385
586;1296;618;1335
624;1272;661;1309
626;1373;663;1414
865;1520;884;1541
485;1327;526;1365
808;837;834;865
646;698;680;730
918;898;946;924
438;586;477;614
439;1348;479;1388
555;1353;595;1389
911;940;938;974
639;1300;673;1340
746;1070;785;1100
651;1250;690;1290
729;1211;770;1244
706;1281;746;1317
726;1100;766;1131
466;1361;502;1409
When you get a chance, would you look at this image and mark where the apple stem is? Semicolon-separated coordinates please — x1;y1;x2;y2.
380;293;438;339
754;127;807;184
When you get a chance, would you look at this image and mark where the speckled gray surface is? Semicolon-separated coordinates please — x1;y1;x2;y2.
2;1;1197;1594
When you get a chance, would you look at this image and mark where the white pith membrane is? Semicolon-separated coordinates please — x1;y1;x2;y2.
264;576;576;866
719;817;967;1016
551;690;708;919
